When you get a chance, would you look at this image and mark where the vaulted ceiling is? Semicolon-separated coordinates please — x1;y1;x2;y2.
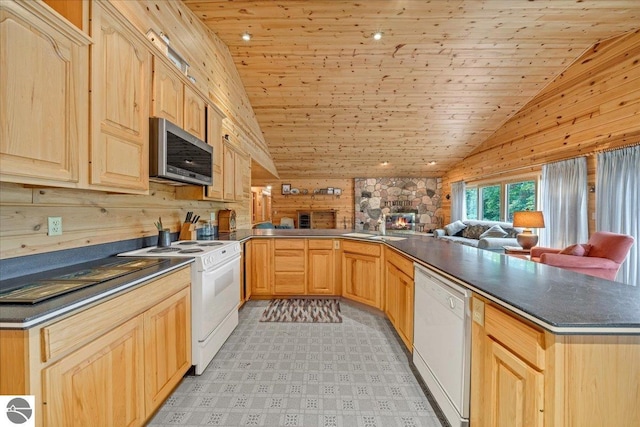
183;1;640;179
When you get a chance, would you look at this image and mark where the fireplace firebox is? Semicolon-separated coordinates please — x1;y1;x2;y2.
385;212;416;231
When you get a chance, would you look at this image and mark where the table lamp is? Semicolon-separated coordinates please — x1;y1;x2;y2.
513;211;545;249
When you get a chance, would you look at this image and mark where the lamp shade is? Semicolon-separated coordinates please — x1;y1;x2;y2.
513;211;545;228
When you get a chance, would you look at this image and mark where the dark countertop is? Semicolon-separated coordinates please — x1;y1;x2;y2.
220;229;640;334
0;257;193;328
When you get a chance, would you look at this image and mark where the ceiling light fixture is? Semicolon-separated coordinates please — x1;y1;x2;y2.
381;161;388;166
373;31;383;40
428;161;437;165
242;32;251;41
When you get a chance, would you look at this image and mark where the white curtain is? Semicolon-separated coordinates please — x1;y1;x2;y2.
596;145;639;285
450;181;466;222
539;157;588;248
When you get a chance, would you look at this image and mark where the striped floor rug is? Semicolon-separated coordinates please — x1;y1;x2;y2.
259;298;342;323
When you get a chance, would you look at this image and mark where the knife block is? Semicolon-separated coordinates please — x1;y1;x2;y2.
179;223;196;240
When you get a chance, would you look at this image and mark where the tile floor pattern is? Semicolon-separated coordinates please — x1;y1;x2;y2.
149;300;445;427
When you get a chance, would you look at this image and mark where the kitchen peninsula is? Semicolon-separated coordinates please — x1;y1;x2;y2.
233;229;640;426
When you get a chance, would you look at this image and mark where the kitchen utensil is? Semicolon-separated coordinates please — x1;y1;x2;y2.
192;215;200;224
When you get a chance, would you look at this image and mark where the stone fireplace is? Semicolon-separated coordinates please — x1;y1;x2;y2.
354;177;443;232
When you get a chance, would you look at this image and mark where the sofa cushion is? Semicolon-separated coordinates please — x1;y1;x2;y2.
444;220;466;236
559;243;591;256
480;224;508;238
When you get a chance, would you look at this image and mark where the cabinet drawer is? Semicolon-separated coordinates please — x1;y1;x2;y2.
342;240;381;257
308;239;333;250
42;267;190;362
274;239;305;249
385;247;414;278
274;250;305;271
485;304;545;370
274;273;305;294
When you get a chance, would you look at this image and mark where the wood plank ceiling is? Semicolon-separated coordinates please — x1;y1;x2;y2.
183;0;640;179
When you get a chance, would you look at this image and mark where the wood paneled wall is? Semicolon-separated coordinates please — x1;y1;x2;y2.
442;29;640;233
252;179;355;229
0;182;232;259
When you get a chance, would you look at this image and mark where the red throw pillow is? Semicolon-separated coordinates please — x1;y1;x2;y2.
559;244;591;256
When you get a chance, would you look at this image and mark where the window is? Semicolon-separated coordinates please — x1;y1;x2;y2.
506;181;536;222
481;185;501;221
465;188;478;220
465;178;538;222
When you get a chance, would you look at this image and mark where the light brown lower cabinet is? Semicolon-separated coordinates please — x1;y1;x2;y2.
341;240;381;309
471;295;640;427
384;247;414;351
307;239;336;294
0;266;191;427
43;316;146;427
247;238;338;297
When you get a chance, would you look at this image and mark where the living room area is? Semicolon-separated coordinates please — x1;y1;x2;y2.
254;29;639;286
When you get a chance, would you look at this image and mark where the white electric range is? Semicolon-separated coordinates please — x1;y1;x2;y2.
119;240;241;375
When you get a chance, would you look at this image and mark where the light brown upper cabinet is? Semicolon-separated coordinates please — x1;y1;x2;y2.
151;58;184;127
89;1;150;193
206;106;225;200
0;1;90;188
222;142;249;202
183;86;206;142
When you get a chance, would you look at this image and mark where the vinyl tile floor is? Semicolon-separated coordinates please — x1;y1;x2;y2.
149;299;446;427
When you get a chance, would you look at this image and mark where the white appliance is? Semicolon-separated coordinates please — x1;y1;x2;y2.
413;264;471;427
119;240;241;375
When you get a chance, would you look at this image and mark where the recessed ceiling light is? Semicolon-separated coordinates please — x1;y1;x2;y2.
242;32;251;41
381;161;388;166
428;161;437;165
373;32;383;40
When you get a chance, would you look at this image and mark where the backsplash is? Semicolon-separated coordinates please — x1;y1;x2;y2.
354;178;443;232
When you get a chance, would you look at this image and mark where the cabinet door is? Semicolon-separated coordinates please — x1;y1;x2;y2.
90;3;150;192
152;57;184;126
308;247;335;294
234;150;249;201
183;85;206;141
486;339;544;427
206;106;224;200
342;252;381;308
222;144;236;200
385;262;413;349
247;239;272;296
0;1;88;186
143;287;191;417
43;316;145;427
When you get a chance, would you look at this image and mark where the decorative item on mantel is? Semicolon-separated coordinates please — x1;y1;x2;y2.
513;211;545;249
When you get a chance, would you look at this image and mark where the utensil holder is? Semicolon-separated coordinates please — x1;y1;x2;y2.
157;229;171;247
179;223;196;240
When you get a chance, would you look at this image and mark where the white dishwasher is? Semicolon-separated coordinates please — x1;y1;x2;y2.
413;264;471;427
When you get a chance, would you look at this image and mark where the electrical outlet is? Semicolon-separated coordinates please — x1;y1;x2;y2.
48;216;62;236
333;240;340;250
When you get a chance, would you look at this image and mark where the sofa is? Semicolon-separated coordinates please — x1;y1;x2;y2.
434;220;522;251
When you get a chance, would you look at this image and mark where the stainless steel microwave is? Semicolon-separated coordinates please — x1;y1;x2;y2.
149;117;213;186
